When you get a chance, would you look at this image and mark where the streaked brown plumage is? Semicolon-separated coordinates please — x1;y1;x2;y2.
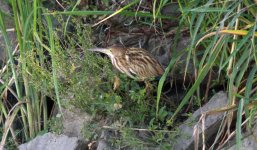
88;46;164;80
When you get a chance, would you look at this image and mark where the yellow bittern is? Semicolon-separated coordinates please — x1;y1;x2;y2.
88;46;164;90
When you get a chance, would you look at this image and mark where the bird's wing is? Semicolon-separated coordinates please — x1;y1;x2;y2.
124;48;164;79
112;56;136;79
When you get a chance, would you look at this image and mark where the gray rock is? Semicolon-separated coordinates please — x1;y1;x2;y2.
97;140;112;150
61;108;92;139
161;3;181;17
97;130;115;150
19;132;86;150
173;91;228;150
222;117;257;150
225;135;257;150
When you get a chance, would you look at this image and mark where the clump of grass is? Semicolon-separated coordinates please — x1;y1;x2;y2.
48;13;176;148
1;0;256;149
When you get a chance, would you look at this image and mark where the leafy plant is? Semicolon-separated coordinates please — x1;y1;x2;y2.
0;0;256;149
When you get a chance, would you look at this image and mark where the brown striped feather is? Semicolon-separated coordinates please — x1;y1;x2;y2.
91;46;164;80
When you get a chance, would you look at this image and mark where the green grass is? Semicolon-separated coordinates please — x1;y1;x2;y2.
0;0;256;149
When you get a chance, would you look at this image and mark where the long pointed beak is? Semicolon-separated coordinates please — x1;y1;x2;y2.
88;48;112;56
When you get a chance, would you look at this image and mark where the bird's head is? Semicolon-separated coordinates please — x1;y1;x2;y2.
88;46;126;58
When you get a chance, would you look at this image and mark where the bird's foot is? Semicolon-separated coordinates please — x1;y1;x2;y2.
113;75;121;91
145;81;153;96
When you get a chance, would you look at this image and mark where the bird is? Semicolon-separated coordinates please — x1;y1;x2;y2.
88;46;164;91
88;46;164;80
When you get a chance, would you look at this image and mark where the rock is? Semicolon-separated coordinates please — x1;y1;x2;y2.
161;3;181;17
96;130;115;150
173;91;228;150
61;108;92;139
225;135;257;150
222;117;257;150
97;140;110;150
18;132;87;150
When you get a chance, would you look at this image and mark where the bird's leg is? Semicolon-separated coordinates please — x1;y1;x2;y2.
113;75;121;90
144;80;153;96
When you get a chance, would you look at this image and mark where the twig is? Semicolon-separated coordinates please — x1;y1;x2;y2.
217;117;249;149
204;69;212;102
102;126;175;133
55;0;65;10
0;28;15;34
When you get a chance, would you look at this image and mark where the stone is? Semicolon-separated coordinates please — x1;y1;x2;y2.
96;129;115;150
173;91;228;149
222;116;257;150
225;135;257;150
61;108;92;139
19;132;87;150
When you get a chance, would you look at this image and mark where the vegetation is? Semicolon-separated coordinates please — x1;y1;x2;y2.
0;0;256;149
